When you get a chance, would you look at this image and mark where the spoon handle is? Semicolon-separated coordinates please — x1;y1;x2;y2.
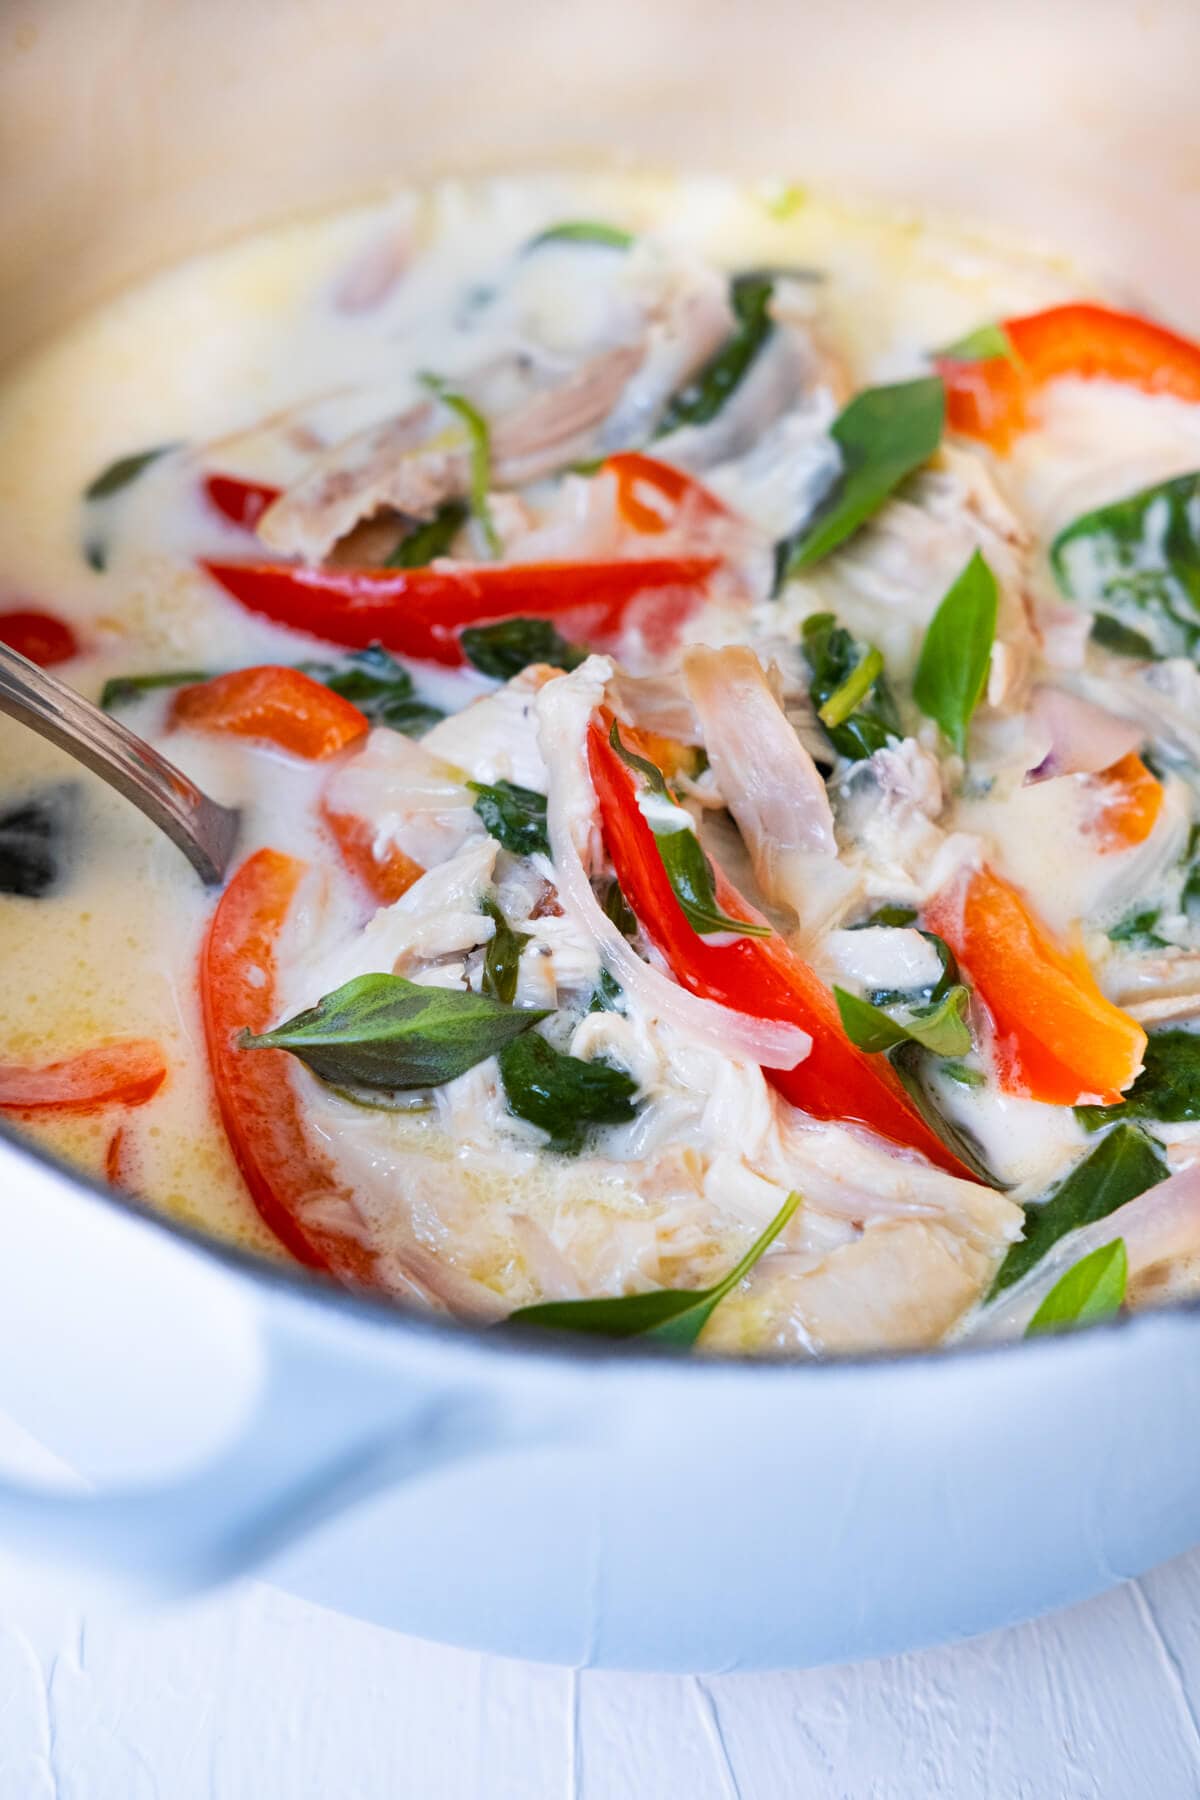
0;645;239;885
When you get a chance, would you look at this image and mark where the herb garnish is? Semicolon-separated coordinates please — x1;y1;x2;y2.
912;550;998;756
460;617;586;680
656;272;775;437
299;644;443;735
801;613;901;761
420;375;500;555
527;221;634;252
84;442;179;502
833;984;972;1059
1051;471;1200;661
100;669;211;711
888;1042;1002;1187
1025;1239;1128;1337
480;897;530;1006
497;1031;639;1153
1077;1030;1200;1132
384;500;468;568
469;780;550;857
936;322;1018;364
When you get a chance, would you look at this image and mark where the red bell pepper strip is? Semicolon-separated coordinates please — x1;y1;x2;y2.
199;847;382;1283
938;303;1200;450
924;865;1145;1106
604;452;727;534
587;714;973;1176
204;473;281;531
202;556;718;666
0;1041;167;1112
0;609;79;667
170;665;369;760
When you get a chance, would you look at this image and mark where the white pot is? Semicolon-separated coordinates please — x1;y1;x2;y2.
1;0;1198;1672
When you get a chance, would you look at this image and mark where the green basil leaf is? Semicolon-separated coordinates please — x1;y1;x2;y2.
507;1188;801;1344
1107;907;1168;951
420;374;500;555
99;669;210;711
991;1121;1168;1295
481;897;530;1006
469;779;550;857
781;376;945;575
851;903;918;928
936;322;1017;363
1025;1238;1128;1337
384;499;469;568
801;613;901;762
940;1061;986;1089
602;877;637;937
1050;471;1200;661
588;967;624;1014
84;442;179;502
834;984;971;1059
656;272;775;437
459;617;586;680
912;550;999;757
0;784;77;899
1089;613;1159;659
1077;1030;1200;1132
299;644;443;735
240;972;548;1090
888;1041;1004;1188
527;221;633;251
497;1031;639;1154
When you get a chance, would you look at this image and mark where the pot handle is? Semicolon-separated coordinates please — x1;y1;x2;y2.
0;1145;539;1597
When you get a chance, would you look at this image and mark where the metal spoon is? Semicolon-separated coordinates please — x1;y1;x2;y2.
0;643;239;884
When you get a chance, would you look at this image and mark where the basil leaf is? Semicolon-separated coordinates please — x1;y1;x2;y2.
481;897;530;1006
100;669;210;711
460;617;586;680
940;1061;986;1089
912;550;999;757
588;967;624;1014
240;972;547;1090
0;784;77;898
834;984;971;1058
420;375;499;555
888;1041;1004;1187
936;322;1017;363
497;1031;639;1153
656;273;775;437
1107;907;1168;951
527;221;633;252
384;500;468;568
507;1188;801;1344
469;779;550;857
608;722;770;938
1051;471;1200;661
602;877;637;937
1077;1029;1200;1131
781;376;945;575
84;442;178;502
1090;613;1159;659
1025;1239;1128;1337
991;1121;1167;1295
299;644;443;735
851;903;918;929
801;613;901;762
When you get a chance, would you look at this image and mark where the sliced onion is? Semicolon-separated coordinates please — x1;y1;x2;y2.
535;657;810;1071
1024;686;1143;784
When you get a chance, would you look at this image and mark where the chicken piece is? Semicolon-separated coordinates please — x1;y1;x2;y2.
421;663;560;791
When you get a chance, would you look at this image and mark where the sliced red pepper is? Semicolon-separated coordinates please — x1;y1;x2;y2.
202;556;718;666
604;452;727;534
169;665;369;760
199;847;381;1283
587;714;973;1176
0;1041;167;1112
320;798;424;906
0;609;79;667
938;303;1200;450
204;473;281;532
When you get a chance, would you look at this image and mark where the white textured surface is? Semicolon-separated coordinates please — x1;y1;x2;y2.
4;1413;1200;1798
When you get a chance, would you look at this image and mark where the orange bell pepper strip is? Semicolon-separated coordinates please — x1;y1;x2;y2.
924;865;1145;1106
587;712;974;1176
938;303;1200;451
199;846;382;1283
0;609;79;667
169;666;369;760
319;798;424;907
0;1041;167;1112
1086;752;1163;853
604;452;728;534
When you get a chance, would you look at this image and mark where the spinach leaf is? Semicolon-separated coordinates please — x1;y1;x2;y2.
588;967;624;1014
527;221;633;252
656;272;775;437
608;722;769;938
1077;1030;1200;1131
420;375;499;555
851;903;918;928
1025;1239;1128;1337
801;613;901;761
1090;613;1158;659
506;1188;801;1344
240;972;547;1090
480;897;530;1006
990;1121;1167;1294
936;322;1017;363
100;668;211;711
84;442;178;502
459;617;586;680
497;1030;639;1153
602;877;637;937
1107;907;1168;951
834;984;972;1059
299;644;443;735
469;779;550;857
780;376;945;575
0;784;77;898
912;550;998;756
1050;471;1200;660
940;1061;986;1089
888;1041;1004;1188
384;500;468;568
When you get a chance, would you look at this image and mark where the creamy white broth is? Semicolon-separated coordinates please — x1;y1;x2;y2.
2;172;1199;1353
